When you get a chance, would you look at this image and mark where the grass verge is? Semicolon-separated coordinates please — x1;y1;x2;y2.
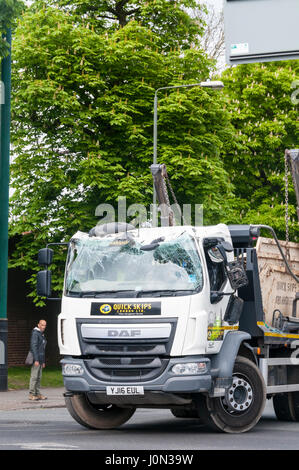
8;366;63;390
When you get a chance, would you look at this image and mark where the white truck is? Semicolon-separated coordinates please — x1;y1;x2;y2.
37;213;299;433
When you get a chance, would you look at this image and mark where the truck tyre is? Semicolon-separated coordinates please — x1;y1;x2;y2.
65;394;136;430
196;356;266;433
273;392;299;421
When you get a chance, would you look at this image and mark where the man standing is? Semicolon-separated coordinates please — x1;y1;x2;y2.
29;319;47;401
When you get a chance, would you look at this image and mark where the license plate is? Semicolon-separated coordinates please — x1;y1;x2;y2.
106;386;144;396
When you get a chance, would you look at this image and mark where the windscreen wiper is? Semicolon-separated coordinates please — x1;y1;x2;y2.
67;290;136;298
135;289;195;298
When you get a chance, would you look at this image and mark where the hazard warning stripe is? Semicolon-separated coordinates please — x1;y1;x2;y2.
257;321;299;339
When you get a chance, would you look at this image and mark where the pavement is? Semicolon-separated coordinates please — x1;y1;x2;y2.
0;387;66;411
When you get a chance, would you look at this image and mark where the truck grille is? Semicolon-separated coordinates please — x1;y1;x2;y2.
80;342;168;356
85;356;169;382
76;318;177;382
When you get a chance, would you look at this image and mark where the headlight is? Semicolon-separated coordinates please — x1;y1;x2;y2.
172;362;207;375
62;364;84;376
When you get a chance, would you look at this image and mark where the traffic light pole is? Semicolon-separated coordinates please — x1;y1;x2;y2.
0;29;12;391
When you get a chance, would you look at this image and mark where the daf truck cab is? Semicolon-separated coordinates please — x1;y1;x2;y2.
37;222;275;433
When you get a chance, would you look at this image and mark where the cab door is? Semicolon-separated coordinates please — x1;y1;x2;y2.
205;245;235;353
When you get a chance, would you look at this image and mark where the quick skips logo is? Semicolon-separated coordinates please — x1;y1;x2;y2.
99;304;112;314
91;302;161;316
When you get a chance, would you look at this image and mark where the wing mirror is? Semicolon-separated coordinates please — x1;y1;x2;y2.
205;239;234;264
204;238;248;301
38;248;53;266
37;270;52;297
36;243;68;301
37;248;53;298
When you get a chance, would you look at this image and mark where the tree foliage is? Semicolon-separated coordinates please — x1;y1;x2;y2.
8;2;299;307
0;0;24;58
222;61;299;240
45;0;204;50
9;2;236;304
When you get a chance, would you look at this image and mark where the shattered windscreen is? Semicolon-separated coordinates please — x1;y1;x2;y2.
64;232;203;297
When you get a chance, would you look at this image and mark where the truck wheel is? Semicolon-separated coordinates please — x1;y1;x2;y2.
65;394;136;430
273;392;299;421
196;356;266;433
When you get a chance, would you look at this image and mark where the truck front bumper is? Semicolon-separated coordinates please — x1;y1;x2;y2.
61;356;212;395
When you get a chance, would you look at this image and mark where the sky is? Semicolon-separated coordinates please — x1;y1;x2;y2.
203;0;223;11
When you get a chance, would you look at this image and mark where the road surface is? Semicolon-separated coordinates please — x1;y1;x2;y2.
0;399;298;451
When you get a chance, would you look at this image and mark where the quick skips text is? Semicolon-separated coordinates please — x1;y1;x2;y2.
91;302;161;316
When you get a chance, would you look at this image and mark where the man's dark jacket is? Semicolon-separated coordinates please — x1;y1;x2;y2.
30;327;47;364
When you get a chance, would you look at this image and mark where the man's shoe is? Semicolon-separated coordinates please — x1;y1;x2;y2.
29;395;40;401
37;394;47;400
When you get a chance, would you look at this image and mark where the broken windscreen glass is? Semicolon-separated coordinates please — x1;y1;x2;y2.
64;232;203;297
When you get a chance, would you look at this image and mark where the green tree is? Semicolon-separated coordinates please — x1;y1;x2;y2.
46;0;205;50
0;0;24;57
9;4;235;304
222;61;299;241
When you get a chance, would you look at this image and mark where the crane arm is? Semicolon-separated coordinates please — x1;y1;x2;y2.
150;163;174;226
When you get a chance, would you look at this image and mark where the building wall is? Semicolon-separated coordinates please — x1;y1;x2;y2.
7;267;61;367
